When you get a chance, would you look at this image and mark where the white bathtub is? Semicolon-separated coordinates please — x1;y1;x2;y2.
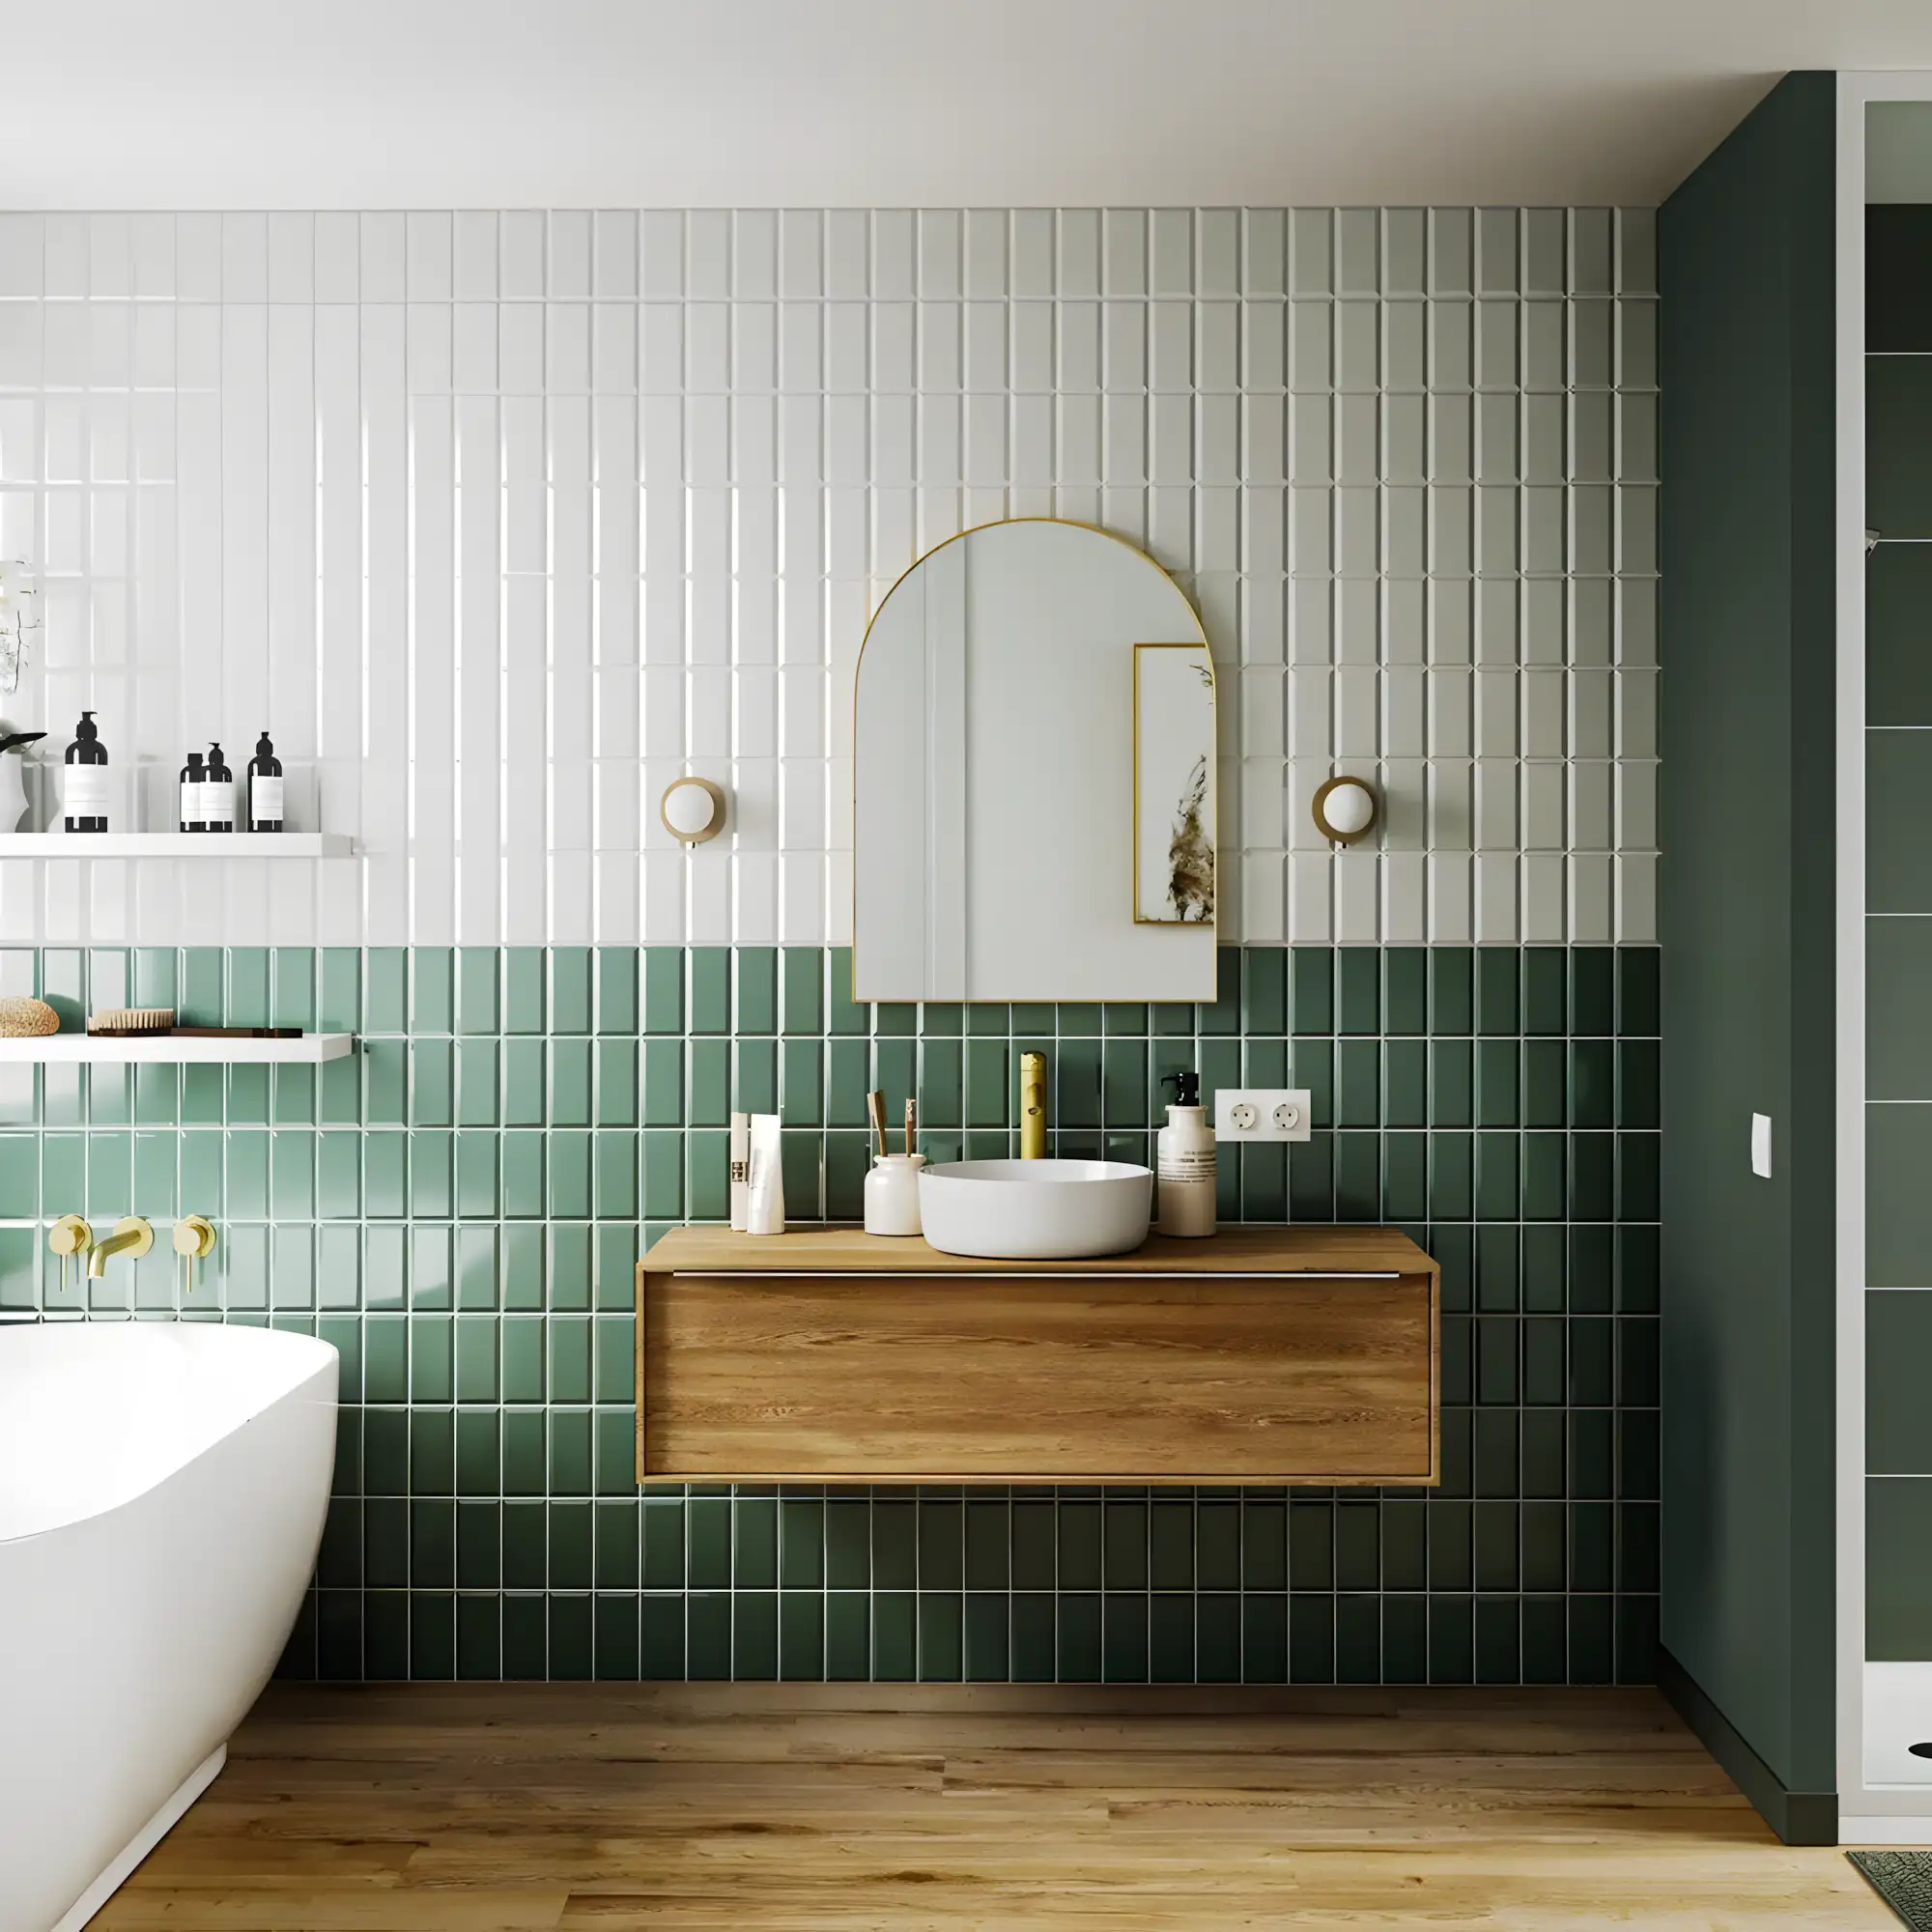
0;1320;338;1932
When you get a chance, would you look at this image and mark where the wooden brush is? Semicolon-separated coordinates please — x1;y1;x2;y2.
867;1090;888;1160
904;1096;916;1156
87;1007;176;1037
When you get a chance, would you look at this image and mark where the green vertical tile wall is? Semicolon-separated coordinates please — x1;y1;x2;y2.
1870;204;1932;1654
0;945;1659;1687
1868;1476;1932;1662
1868;214;1932;1665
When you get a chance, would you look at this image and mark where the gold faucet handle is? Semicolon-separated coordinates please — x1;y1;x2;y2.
48;1213;92;1257
173;1215;215;1296
172;1215;215;1260
48;1213;92;1296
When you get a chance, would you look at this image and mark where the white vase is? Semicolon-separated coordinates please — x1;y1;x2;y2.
0;754;26;834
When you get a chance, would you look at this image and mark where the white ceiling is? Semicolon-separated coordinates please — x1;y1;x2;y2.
3;0;1931;211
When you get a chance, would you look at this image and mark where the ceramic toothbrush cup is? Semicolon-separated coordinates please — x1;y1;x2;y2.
865;1153;926;1236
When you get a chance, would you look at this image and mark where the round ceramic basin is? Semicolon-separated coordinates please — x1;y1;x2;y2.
918;1158;1152;1260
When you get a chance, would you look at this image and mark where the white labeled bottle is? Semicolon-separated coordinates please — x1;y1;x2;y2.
246;730;283;831
179;751;205;833
63;711;108;833
1156;1069;1216;1238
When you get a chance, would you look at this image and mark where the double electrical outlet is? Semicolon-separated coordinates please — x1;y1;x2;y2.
1212;1088;1313;1143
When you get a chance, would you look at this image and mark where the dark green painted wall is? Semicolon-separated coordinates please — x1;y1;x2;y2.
1659;71;1837;1797
0;941;1662;1687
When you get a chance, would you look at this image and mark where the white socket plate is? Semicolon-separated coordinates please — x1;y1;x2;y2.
1213;1088;1313;1142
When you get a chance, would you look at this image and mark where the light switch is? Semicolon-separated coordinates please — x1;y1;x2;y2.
1751;1113;1772;1179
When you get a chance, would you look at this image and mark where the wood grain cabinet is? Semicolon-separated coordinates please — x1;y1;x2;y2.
636;1226;1438;1486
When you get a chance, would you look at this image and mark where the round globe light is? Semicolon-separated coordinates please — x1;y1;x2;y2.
661;777;725;844
1312;775;1378;843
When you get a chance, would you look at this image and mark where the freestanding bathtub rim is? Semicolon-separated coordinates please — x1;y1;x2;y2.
0;1320;340;1544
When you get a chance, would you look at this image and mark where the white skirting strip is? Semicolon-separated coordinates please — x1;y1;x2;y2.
52;1743;226;1932
1843;1814;1932;1845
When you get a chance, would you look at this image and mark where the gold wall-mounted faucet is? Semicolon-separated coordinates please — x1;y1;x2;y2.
1019;1052;1047;1159
87;1215;154;1280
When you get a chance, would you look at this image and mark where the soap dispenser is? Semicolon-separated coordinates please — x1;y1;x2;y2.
178;750;205;833
203;742;234;833
62;711;108;832
246;730;283;831
1156;1070;1216;1237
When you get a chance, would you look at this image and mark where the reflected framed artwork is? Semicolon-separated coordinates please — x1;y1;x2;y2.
1133;641;1216;925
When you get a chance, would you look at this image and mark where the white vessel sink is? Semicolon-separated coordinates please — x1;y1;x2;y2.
918;1158;1152;1260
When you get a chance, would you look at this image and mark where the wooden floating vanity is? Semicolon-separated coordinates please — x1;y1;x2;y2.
635;1225;1439;1486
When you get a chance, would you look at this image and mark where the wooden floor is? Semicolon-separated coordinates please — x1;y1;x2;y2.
101;1684;1889;1929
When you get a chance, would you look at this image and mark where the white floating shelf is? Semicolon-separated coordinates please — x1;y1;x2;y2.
0;1034;356;1064
0;833;353;857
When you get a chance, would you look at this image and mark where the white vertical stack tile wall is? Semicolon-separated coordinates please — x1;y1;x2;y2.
0;207;1658;949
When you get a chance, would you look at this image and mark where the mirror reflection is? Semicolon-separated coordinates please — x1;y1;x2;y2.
853;519;1216;1003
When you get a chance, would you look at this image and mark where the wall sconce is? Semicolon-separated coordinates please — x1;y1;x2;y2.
660;776;727;845
1311;775;1378;845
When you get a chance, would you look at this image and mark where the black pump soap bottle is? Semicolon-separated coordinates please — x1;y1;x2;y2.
178;751;205;833
203;742;235;833
246;731;283;832
63;711;107;833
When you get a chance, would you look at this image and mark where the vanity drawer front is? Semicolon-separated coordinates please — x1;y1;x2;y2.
637;1269;1437;1485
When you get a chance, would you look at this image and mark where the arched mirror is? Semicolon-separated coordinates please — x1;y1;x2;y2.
853;519;1215;1002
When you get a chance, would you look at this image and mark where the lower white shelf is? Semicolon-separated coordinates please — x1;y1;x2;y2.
0;833;352;857
0;1034;356;1064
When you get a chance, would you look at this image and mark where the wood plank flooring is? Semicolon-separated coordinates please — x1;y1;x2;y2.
99;1684;1889;1928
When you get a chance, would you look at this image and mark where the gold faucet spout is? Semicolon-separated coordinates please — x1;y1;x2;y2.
1019;1052;1047;1159
87;1216;154;1279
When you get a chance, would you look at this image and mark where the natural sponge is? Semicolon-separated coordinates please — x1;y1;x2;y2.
0;997;59;1037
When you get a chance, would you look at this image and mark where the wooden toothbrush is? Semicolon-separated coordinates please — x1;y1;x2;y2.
867;1090;889;1160
904;1096;917;1156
